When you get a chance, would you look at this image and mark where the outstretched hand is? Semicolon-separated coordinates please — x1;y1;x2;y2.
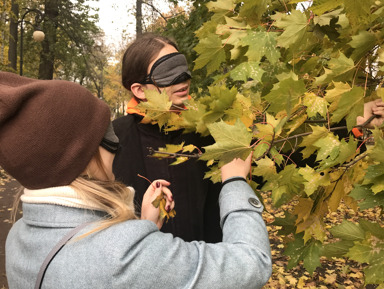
141;180;175;229
356;99;384;128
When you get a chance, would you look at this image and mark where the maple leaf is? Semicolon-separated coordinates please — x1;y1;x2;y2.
194;34;226;75
303;93;329;118
285;234;322;274
262;164;305;206
330;220;365;241
309;0;343;15
137;89;173;128
322;240;355;258
229;61;265;83
272;9;309;48
299;125;329;159
239;0;270;25
252;157;276;180
299;166;331;197
315;53;356;85
242;29;281;64
152;193;176;223
318;138;358;170
180;98;209;135
264;76;307;115
349;30;376;60
325;82;352;113
203;85;237;124
224;93;256;128
331;86;364;130
344;0;372;30
314;8;344;26
349;185;384;210
200;119;253;166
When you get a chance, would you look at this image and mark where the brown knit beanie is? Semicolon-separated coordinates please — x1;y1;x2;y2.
0;71;111;189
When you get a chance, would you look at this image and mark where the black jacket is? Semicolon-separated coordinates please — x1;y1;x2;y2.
112;114;222;242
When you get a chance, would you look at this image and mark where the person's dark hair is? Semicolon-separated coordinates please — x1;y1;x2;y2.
121;33;178;91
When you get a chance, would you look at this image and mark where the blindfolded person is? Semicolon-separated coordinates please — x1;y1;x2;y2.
113;33;223;242
1;71;271;288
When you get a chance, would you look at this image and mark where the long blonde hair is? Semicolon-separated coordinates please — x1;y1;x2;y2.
12;148;138;236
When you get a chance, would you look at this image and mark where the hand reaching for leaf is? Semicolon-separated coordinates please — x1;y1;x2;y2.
356;99;384;128
221;153;252;182
141;179;175;229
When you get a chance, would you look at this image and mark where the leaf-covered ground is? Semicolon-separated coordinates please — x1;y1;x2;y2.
262;191;382;289
0;168;382;288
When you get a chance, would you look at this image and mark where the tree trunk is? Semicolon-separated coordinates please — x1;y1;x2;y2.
38;0;59;79
8;0;18;72
136;0;142;37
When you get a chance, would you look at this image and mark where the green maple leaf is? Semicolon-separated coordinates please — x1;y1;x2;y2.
346;238;372;263
299;125;329;159
315;53;356;85
203;85;237;124
318;138;357;170
204;165;222;183
368;130;384;163
263;164;304;206
200;119;253;166
272;9;308;48
194;34;226;75
181;98;209;135
299;166;331;196
303;93;329;118
302;241;322;274
314;8;344;26
264;76;307;115
362;163;384;194
365;255;384;284
344;0;372;29
229;61;265;83
349;30;376;60
309;0;343;15
329;220;365;241
349;185;384;210
322;240;355;258
242;29;281;63
206;0;236;13
285;235;322;274
252;157;276;180
239;0;270;25
331;86;364;130
325;82;352;106
137;90;173;128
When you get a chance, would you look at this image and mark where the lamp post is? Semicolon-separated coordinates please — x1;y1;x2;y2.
19;8;45;76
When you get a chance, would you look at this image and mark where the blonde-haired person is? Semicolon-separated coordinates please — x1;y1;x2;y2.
1;72;272;289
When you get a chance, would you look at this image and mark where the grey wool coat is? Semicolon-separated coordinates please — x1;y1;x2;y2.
6;179;272;289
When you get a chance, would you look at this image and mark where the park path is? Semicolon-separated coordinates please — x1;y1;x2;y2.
0;175;20;289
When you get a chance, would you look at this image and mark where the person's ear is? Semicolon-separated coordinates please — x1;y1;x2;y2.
130;83;147;101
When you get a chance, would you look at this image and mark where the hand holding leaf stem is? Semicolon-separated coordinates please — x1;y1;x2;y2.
141;180;175;229
220;152;253;182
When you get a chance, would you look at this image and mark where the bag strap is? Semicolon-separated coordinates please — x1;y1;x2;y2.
34;222;91;289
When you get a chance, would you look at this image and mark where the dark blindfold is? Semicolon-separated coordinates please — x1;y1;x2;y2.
141;52;191;87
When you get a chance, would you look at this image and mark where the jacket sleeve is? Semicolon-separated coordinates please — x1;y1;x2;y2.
112;179;272;289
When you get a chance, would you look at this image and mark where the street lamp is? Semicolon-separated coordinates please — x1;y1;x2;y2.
19;8;45;76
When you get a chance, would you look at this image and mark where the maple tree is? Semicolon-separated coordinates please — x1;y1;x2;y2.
136;0;384;286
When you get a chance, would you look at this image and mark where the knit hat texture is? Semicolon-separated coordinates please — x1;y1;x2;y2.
0;72;111;189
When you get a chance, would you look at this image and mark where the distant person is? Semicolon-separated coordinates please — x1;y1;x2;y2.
1;71;272;289
113;33;222;242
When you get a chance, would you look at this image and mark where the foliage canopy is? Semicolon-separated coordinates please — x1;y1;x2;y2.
138;0;384;285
